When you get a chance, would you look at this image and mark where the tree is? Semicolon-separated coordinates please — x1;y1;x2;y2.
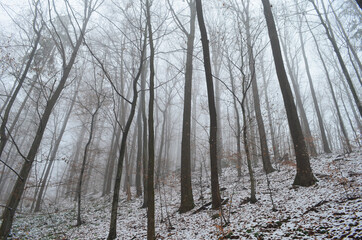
195;0;221;209
76;82;104;226
146;0;156;238
167;0;197;214
261;0;316;186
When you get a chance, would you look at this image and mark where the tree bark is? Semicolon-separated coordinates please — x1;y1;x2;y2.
195;0;221;209
179;0;196;214
146;0;156;238
261;0;316;186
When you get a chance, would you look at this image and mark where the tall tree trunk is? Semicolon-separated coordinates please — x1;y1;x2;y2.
179;0;196;214
156;109;166;187
242;101;257;203
261;0;316;186
76;103;100;226
102;126;117;196
135;107;143;197
141;40;149;209
195;0;221;209
146;0;156;238
66;125;86;199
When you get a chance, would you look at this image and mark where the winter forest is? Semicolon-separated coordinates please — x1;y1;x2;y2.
0;0;361;239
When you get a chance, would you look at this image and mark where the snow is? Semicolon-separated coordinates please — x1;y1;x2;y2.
9;149;362;239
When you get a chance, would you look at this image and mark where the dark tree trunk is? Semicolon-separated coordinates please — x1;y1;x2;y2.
76;103;100;226
135;107;143;197
146;0;155;238
195;0;221;209
261;0;316;186
179;0;196;214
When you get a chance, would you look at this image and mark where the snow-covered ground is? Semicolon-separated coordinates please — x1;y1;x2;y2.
9;149;362;239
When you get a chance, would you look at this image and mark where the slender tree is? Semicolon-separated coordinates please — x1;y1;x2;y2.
195;0;221;209
261;0;316;186
146;0;156;238
167;0;197;213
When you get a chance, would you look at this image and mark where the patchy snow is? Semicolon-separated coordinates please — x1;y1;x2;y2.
9;149;362;239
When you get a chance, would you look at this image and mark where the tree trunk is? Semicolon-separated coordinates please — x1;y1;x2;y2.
76;104;100;226
261;0;316;186
146;0;155;238
195;0;221;209
135;107;143;197
306;17;352;153
227;57;242;177
179;0;196;214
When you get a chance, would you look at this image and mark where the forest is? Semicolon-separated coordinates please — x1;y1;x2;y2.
0;0;361;239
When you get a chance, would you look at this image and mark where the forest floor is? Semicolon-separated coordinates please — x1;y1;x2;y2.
9;148;362;239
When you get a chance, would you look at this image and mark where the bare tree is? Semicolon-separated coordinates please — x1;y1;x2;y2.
261;0;316;186
167;0;197;213
195;0;221;209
